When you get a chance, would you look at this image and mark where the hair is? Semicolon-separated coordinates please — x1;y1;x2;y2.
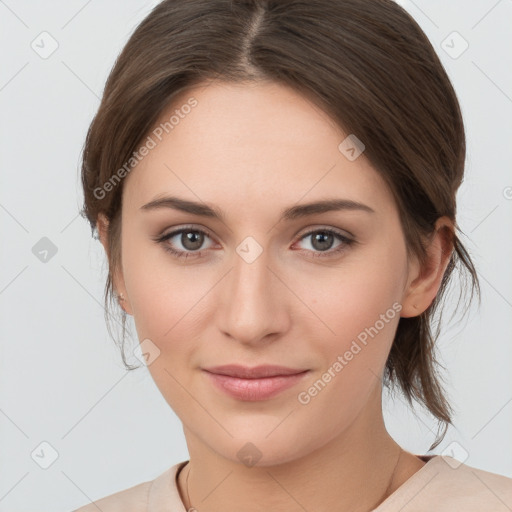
80;0;480;450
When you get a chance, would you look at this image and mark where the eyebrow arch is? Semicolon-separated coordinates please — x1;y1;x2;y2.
140;195;375;221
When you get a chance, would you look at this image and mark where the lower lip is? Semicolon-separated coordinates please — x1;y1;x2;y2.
203;370;309;401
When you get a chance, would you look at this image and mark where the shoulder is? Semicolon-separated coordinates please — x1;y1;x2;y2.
387;455;512;511
71;464;181;512
431;456;512;510
72;481;152;512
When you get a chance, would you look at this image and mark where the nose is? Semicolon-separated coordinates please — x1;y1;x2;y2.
216;243;291;346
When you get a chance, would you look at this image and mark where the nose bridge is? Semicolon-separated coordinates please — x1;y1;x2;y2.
217;238;288;343
232;244;272;302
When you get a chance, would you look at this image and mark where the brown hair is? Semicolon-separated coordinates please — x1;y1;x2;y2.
80;0;480;450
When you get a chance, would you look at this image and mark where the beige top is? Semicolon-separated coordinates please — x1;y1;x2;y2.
73;455;512;511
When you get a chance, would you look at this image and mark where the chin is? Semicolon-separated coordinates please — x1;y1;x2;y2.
193;420;327;469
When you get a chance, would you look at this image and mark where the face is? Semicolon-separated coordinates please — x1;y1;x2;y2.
101;80;427;465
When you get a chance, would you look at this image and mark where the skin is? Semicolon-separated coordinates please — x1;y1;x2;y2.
98;80;453;512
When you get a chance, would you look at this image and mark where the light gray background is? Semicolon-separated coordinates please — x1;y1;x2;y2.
1;1;511;510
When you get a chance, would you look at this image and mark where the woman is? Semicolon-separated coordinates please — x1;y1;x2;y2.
74;0;512;510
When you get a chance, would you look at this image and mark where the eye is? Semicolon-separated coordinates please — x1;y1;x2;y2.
153;226;215;260
153;225;356;261
293;228;355;258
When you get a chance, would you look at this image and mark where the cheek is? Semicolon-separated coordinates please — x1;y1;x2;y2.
307;250;404;330
292;274;403;430
121;230;208;336
299;244;407;382
120;238;208;412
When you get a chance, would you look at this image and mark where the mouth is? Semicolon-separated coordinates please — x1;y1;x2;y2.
202;364;309;379
202;365;310;401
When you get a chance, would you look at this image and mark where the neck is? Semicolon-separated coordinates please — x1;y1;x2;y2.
177;386;425;512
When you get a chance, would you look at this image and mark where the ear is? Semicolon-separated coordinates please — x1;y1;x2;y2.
400;216;454;318
96;213;133;316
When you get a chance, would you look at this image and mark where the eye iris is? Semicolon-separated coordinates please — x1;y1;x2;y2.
182;231;204;251
312;232;334;251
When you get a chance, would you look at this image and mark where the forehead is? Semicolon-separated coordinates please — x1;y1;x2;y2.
122;81;395;218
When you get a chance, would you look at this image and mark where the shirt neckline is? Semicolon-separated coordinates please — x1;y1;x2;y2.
150;455;443;512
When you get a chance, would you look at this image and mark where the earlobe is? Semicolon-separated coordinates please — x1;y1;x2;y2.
400;217;454;318
116;292;132;315
95;213;134;316
115;290;134;316
96;213;110;256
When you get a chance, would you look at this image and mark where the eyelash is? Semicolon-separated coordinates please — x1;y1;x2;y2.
153;225;356;261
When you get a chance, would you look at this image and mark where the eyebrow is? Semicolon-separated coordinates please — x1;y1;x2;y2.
140;195;375;221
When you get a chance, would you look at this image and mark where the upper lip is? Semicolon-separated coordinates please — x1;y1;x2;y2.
202;365;309;379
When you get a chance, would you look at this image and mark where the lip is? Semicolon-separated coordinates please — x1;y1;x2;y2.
203;364;308;379
202;365;310;401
